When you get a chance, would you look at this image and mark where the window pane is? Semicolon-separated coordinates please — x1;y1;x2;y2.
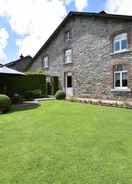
115;73;120;87
116;64;123;71
121;40;128;50
65;31;70;41
122;72;128;87
115;33;127;41
65;49;72;63
65;49;71;56
43;56;48;68
115;64;126;71
114;41;120;51
114;33;128;52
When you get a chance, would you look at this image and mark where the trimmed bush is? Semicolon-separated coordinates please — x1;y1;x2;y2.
0;94;11;113
23;89;42;100
32;89;42;98
55;90;66;100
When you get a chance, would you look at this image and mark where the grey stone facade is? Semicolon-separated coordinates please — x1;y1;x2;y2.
30;12;132;100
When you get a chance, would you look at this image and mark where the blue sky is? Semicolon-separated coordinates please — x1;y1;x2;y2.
0;0;130;64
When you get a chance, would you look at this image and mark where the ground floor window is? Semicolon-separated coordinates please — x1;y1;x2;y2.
114;64;128;89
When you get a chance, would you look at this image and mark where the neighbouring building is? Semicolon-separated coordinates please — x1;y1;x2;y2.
29;11;132;100
6;55;32;72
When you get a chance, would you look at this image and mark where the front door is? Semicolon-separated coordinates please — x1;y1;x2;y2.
65;72;73;97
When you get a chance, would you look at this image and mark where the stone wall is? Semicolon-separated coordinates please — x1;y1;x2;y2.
30;15;132;100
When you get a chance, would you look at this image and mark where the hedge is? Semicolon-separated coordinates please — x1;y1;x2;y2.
0;74;59;98
6;74;47;97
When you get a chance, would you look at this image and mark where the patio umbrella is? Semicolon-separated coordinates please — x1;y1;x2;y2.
0;66;25;75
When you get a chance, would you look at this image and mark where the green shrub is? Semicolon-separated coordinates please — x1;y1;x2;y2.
32;89;42;98
23;89;42;100
55;90;66;100
6;74;47;97
0;94;11;113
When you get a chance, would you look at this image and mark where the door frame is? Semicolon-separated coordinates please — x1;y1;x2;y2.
64;72;73;97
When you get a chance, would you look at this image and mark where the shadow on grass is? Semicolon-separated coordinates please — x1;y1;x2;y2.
0;102;40;115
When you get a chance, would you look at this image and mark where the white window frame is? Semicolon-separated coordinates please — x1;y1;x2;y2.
43;56;49;68
113;33;128;54
114;70;128;89
64;49;72;64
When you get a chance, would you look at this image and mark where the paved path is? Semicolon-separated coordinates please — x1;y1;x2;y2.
35;97;55;101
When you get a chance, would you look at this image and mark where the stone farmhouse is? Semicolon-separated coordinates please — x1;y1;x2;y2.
30;11;132;99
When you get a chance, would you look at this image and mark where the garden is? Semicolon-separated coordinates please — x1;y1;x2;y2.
0;72;60;113
0;101;132;184
1;71;132;184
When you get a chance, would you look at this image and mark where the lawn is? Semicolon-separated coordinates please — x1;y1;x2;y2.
0;101;132;184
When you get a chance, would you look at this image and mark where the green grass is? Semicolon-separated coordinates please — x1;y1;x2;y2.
0;101;132;184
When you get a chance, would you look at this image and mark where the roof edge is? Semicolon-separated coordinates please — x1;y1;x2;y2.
6;55;32;66
33;11;132;61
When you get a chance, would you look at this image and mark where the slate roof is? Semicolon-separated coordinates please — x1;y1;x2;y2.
6;55;32;72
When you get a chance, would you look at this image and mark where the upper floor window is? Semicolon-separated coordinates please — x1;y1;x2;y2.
114;64;128;89
43;56;49;68
64;49;72;64
113;33;128;53
65;31;70;41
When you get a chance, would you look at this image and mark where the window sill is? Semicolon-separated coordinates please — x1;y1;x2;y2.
111;88;131;92
64;62;73;65
110;50;131;56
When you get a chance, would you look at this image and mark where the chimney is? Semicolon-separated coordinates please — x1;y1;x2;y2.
20;54;24;59
99;11;107;15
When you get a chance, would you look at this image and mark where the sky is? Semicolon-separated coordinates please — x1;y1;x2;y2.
0;0;131;64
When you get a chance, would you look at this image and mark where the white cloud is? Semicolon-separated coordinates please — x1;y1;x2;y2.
0;0;67;57
66;0;88;11
74;0;88;11
0;27;9;62
0;0;88;58
106;0;132;15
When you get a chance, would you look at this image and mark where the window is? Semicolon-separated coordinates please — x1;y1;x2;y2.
114;64;128;89
65;31;70;41
43;56;49;68
64;49;72;64
113;33;128;53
